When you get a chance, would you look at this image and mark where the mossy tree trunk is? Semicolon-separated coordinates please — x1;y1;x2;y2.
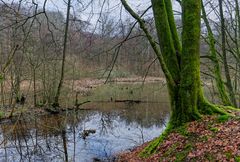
201;0;232;106
121;0;227;128
150;0;203;127
218;0;237;107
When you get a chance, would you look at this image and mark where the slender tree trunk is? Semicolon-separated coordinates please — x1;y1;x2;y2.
33;68;37;107
234;0;240;107
53;0;71;107
42;59;47;104
218;0;237;107
164;0;182;55
235;0;240;51
9;68;14;105
151;0;180;83
40;45;47;105
201;0;232;106
1;76;5;107
234;0;240;61
15;70;21;102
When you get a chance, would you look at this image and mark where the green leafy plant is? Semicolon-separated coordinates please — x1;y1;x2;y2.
217;115;230;123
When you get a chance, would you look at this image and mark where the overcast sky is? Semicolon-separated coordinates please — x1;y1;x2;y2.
32;0;181;25
9;0;228;32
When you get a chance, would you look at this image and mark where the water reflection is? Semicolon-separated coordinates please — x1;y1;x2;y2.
0;102;170;162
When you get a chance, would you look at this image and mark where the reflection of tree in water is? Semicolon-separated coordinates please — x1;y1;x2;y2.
99;111;116;135
0;112;89;162
1;118;57;161
0;103;170;161
117;103;170;128
0;119;33;161
86;102;170;133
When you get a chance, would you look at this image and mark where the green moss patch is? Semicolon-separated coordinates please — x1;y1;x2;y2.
217;115;230;123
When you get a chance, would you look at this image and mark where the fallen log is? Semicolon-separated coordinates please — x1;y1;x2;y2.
114;99;141;103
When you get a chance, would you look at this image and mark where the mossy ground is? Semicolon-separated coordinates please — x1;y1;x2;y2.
118;115;240;162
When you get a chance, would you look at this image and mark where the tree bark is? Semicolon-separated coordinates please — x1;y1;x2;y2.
201;0;232;106
172;0;202;125
219;0;237;107
33;68;37;107
53;0;71;107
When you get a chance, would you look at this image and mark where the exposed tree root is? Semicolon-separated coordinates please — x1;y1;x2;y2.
198;99;227;115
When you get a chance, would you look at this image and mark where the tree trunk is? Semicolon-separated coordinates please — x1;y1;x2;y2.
169;0;202;126
151;0;180;83
1;76;5;107
33;68;37;107
53;0;71;107
201;0;232;106
151;0;202;127
121;0;227;128
219;0;237;107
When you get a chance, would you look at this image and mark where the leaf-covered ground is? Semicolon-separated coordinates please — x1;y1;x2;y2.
117;115;240;162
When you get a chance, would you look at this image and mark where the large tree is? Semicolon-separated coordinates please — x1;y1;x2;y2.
121;0;227;128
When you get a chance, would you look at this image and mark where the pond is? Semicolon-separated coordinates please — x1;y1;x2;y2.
0;83;170;162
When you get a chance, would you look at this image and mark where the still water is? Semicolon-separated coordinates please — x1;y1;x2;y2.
0;102;170;162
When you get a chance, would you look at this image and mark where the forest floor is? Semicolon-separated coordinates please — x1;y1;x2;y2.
117;114;240;162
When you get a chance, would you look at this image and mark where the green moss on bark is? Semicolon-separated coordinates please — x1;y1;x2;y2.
172;0;202;126
201;0;233;106
151;0;180;83
198;89;227;115
164;0;182;55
